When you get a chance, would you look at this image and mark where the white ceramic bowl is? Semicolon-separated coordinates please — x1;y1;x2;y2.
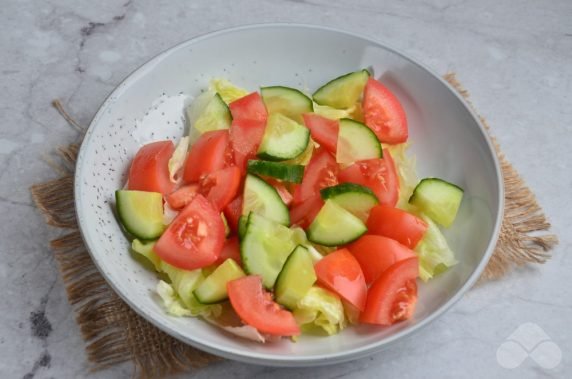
75;24;503;366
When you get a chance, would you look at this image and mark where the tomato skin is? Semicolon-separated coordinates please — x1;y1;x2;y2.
230;119;267;171
154;194;225;270
223;195;243;233
360;257;418;326
362;78;408;144
338;149;399;206
229;92;268;123
302;113;339;154
289;195;324;229
216;237;241;266
183;130;230;183
293;147;338;204
314;249;368;311
199;166;241;211
268;180;293;206
128;140;176;195
165;184;199;210
367;205;428;249
348;235;417;285
227;276;300;336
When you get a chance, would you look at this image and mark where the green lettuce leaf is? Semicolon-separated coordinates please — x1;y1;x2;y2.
293;287;346;335
168;136;189;183
386;143;418;210
156;280;193;317
210;78;248;104
131;239;161;272
415;214;458;281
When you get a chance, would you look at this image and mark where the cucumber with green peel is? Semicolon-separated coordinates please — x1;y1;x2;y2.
242;174;290;226
238;215;248;239
320;183;379;221
261;86;313;123
247;160;304;183
240;213;298;288
192;93;232;133
312;70;370;109
336;118;382;165
115;190;165;240
409;178;464;228
257;113;310;161
307;200;367;246
193;258;246;304
274;245;317;310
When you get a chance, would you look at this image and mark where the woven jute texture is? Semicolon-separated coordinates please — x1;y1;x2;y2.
30;73;558;378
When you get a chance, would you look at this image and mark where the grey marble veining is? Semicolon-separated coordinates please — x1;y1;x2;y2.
0;0;570;378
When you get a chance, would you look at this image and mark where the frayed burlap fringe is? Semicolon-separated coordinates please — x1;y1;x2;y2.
30;77;557;377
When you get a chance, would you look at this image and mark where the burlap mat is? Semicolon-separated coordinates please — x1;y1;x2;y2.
30;73;558;378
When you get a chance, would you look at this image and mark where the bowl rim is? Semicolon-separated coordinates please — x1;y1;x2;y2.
74;22;504;366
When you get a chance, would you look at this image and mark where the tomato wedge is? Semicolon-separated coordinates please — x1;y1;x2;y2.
360;257;418;325
348;235;417;285
199;166;241;211
289;195;323;229
229;92;268;122
165;184;199;210
363;78;408;144
367;205;428;249
230;119;267;171
183;130;230;183
338;149;399;206
216;236;241;265
154;194;224;270
293;147;338;204
227;276;300;336
128;140;175;195
314;248;367;311
223;195;243;233
302;113;339;154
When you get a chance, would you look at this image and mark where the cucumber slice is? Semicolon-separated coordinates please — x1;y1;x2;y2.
320;183;379;221
409;178;464;228
307;200;367;246
274;245;317;310
193;93;232;133
257;113;310;161
261;86;313;123
242;174;290;225
240;213;297;288
312;70;370;109
336;118;382;164
115;190;165;240
238;215;248;239
193;258;245;304
247;160;304;183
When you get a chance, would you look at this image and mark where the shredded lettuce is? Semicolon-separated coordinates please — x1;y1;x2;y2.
163;202;178;225
131;239;161;272
156;280;193;317
415;214;458;281
313;103;355;119
386;143;418;210
290;227;323;263
293;287;346;335
168;136;189;183
160;262;222;317
210;78;248;104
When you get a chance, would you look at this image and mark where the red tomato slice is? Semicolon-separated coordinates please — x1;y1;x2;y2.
216;237;241;266
314;248;367;311
360;257;418;326
293;147;338;204
290;195;324;229
199;166;241;211
302;113;339;154
338;149;399;206
223;195;243;233
229;92;268;122
165;184;199;210
227;276;300;336
154;194;224;270
362;78;408;144
128;140;175;195
348;235;417;285
367;205;428;249
183;130;230;183
230;119;267;171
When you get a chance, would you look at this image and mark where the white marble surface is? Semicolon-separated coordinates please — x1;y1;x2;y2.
0;0;570;378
